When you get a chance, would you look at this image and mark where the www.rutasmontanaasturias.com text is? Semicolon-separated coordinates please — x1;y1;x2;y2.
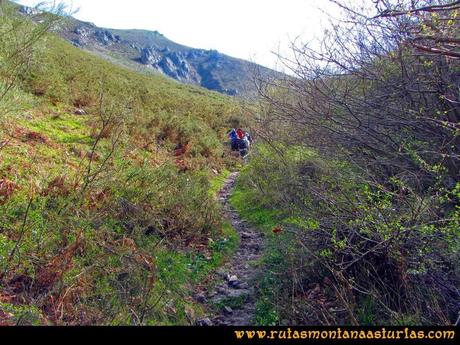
234;328;456;341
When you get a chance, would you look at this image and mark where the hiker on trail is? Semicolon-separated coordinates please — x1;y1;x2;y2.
243;132;253;149
228;128;239;151
239;137;249;158
236;128;247;156
228;128;253;158
239;130;253;158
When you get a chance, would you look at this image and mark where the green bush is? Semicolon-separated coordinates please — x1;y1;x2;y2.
234;144;459;325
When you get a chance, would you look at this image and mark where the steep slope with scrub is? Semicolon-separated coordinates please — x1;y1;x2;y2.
0;3;244;325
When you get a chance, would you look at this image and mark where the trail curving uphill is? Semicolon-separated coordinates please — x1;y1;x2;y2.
199;172;265;326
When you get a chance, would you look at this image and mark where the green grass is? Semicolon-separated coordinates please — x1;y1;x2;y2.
230;178;280;231
0;302;43;326
0;12;245;325
209;169;231;196
146;209;238;324
19;112;92;145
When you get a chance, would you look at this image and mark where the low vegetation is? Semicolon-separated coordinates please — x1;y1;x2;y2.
0;2;243;325
1;0;458;327
238;0;459;326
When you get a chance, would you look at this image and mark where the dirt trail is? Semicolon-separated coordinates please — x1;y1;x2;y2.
198;172;265;326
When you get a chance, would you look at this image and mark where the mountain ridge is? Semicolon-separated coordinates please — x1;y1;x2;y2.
18;4;279;96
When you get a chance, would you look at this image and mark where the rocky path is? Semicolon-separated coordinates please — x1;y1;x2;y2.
198;172;265;326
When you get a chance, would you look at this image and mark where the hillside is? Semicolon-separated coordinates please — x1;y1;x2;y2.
18;4;279;96
3;0;458;331
0;3;248;325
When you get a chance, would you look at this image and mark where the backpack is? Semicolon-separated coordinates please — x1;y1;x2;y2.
239;138;248;150
229;129;238;140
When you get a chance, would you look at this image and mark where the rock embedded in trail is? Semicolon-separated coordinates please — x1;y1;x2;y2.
241;232;252;239
227;274;238;283
229;280;241;288
235;282;249;290
217;286;227;294
211;287;252;303
216;268;227;278
223;306;233;315
228;276;249;289
74;108;86;115
196;318;213;327
249;243;261;252
194;293;206;304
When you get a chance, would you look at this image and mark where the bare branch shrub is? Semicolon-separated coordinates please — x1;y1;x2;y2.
247;0;459;325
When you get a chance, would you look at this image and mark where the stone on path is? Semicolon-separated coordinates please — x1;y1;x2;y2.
74;108;86;115
194;293;206;304
223;306;233;315
235;282;249;290
197;318;213;326
227;274;238;283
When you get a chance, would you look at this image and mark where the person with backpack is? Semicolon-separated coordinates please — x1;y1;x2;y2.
238;130;252;158
228;128;239;151
228;128;254;158
244;132;253;149
235;128;246;155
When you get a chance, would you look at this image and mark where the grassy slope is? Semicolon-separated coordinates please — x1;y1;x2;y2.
0;29;242;325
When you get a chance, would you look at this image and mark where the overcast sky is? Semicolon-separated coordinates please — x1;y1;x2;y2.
14;0;341;70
